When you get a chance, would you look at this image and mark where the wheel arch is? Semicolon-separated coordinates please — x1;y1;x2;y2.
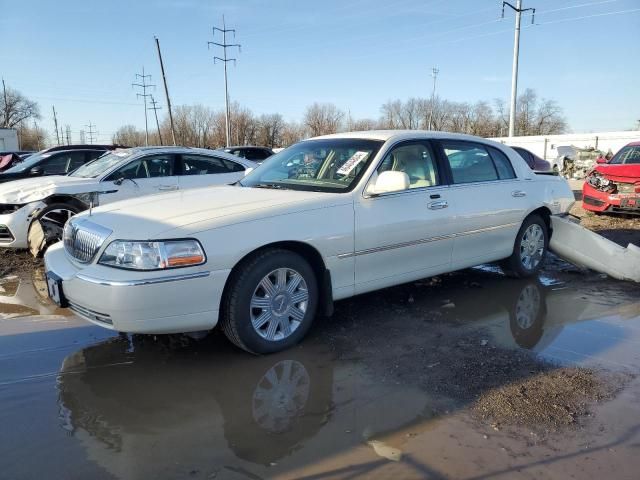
525;206;552;238
42;194;90;212
221;241;334;318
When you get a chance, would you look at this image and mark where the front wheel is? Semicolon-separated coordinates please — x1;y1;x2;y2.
500;214;548;278
221;249;318;354
28;203;81;256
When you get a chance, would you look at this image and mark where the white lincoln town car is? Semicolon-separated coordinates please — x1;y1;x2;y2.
44;131;574;353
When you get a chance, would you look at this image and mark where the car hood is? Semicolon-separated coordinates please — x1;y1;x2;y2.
594;164;640;183
0;176;100;204
77;185;350;239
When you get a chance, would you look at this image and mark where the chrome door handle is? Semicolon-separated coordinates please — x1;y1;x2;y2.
512;190;527;197
158;185;178;191
428;200;448;210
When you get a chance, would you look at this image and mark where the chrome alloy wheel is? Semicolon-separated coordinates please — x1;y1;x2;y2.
250;268;309;342
519;224;545;271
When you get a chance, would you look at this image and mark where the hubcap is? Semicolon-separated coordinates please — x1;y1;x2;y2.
250;268;309;342
252;360;310;433
40;208;75;241
519;224;545;271
515;284;541;329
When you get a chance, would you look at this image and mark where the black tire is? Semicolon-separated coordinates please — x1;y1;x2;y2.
500;214;548;278
28;202;81;255
221;249;318;354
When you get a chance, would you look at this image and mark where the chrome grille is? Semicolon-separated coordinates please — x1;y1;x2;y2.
63;219;112;263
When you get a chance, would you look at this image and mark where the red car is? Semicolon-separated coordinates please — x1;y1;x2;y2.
582;141;640;214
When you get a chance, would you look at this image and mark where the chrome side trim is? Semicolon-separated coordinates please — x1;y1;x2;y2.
75;271;210;287
337;222;519;259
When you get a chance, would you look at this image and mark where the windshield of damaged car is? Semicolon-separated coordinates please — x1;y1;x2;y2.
240;139;383;192
70;151;132;178
609;146;640;165
2;152;49;173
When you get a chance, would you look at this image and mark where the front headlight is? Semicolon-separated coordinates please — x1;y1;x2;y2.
98;239;206;270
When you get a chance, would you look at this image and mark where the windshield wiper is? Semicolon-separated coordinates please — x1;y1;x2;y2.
252;183;287;190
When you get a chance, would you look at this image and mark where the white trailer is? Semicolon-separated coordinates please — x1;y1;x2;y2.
0;128;19;151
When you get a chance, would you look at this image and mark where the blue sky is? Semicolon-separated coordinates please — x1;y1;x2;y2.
1;0;639;143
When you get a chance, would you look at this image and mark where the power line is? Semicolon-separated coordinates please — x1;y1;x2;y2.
85;122;97;144
208;15;241;147
132;67;155;146
147;95;163;146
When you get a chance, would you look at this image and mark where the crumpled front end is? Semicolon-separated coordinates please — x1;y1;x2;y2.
582;168;640;214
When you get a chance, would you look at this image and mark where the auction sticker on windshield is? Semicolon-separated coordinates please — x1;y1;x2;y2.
337;151;369;175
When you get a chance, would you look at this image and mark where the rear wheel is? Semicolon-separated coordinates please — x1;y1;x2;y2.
501;214;548;278
221;249;318;354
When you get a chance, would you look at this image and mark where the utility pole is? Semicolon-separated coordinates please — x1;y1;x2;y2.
85;122;97;144
132;67;155;146
2;78;8;128
148;95;163;145
154;36;177;145
80;130;86;144
502;1;535;137
208;16;241;147
52;105;60;145
65;125;71;145
427;67;439;131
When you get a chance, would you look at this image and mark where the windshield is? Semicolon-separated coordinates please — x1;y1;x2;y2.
3;151;50;173
609;145;640;165
240;139;384;192
70;151;131;178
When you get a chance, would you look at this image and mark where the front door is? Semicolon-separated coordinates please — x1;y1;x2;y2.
98;154;179;205
353;140;456;294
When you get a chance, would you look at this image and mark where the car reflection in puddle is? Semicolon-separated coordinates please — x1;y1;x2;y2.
0;267;71;319
52;270;640;477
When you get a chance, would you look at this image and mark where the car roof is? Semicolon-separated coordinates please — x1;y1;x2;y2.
311;130;505;145
625;141;640;147
224;145;273;150
122;145;259;167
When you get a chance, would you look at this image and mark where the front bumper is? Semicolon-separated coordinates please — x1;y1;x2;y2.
0;203;40;249
44;242;231;334
582;183;640;214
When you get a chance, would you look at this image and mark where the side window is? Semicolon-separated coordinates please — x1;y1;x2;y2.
107;159;148;180
145;155;174;178
488;147;516;179
376;142;440;189
221;158;246;172
244;149;270;161
442;142;499;184
40;154;70;174
66;152;89;172
181;154;231;175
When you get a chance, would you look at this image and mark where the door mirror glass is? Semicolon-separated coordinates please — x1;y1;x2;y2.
367;171;410;195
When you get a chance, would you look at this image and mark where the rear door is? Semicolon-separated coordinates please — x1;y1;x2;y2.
434;140;528;269
177;154;247;190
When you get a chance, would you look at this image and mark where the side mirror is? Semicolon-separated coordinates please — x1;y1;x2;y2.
113;176;125;186
30;166;43;176
596;157;607;164
367;171;410;195
244;167;254;176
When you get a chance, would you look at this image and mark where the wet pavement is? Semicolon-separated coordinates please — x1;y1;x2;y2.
1;262;640;479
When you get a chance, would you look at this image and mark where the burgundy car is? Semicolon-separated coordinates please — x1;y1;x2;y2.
510;146;552;172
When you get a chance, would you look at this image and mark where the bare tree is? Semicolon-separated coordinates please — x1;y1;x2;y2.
18;124;48;150
0;86;40;128
496;88;567;136
280;121;306;147
113;125;146;146
257;113;285;147
304;102;344;136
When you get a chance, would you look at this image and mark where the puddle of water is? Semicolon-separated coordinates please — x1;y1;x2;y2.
1;268;640;479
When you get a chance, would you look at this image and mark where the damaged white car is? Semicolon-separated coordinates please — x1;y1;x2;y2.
0;147;256;254
44;131;575;354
